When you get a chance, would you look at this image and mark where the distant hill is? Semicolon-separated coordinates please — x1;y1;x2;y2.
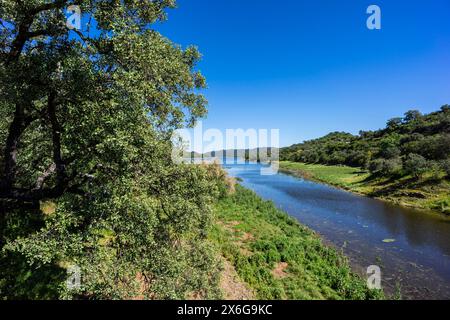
281;106;450;179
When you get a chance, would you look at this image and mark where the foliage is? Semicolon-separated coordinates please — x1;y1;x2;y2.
441;159;450;178
368;158;402;177
211;186;384;300
403;154;429;179
281;107;450;180
0;0;224;299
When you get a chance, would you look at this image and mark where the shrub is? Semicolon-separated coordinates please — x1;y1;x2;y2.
404;154;430;179
440;159;450;178
369;158;402;177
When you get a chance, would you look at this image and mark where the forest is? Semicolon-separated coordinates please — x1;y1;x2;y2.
281;107;450;180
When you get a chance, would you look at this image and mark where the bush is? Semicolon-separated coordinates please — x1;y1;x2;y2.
404;154;430;179
369;158;402;177
383;158;403;176
440;160;450;178
346;150;369;167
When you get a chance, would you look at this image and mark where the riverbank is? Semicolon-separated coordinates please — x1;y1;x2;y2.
210;185;384;300
279;161;450;215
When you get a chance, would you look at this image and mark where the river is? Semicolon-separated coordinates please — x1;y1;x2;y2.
223;161;450;300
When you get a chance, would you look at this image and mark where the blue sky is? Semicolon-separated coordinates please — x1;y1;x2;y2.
157;0;450;147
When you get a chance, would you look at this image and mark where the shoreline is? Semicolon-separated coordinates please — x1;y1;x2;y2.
211;185;385;300
278;162;450;217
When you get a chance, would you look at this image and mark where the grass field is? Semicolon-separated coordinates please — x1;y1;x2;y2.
210;185;384;300
279;161;450;215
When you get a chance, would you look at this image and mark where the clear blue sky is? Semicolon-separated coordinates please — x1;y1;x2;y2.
156;0;450;147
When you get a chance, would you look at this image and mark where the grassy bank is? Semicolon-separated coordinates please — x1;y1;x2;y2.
210;185;384;300
279;161;450;215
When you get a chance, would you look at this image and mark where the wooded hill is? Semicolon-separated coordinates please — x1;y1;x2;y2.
281;106;450;180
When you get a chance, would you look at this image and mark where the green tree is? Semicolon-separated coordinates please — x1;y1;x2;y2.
403;110;423;123
375;134;400;160
0;0;221;299
440;159;450;178
369;158;402;177
386;117;403;131
441;105;450;113
404;154;429;179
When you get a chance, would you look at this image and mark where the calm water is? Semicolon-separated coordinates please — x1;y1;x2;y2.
224;161;450;300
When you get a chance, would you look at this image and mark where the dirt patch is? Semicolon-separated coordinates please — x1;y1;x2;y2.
218;220;241;233
220;258;255;300
272;262;289;279
241;232;254;242
187;291;204;300
219;221;254;239
131;273;152;300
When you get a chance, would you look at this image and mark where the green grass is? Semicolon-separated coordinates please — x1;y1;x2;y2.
210;186;384;300
279;162;370;189
280;161;450;215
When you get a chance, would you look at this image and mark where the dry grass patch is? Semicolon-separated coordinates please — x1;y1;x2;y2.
220;258;255;300
272;262;289;279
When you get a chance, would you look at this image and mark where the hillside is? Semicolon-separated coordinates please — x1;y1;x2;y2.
280;107;450;214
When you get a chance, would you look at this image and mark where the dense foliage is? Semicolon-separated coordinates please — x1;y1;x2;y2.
281;107;450;179
0;0;226;299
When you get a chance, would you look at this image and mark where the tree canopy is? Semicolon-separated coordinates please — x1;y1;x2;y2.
0;0;223;299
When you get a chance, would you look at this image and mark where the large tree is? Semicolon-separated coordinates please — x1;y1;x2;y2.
0;0;208;208
0;0;221;299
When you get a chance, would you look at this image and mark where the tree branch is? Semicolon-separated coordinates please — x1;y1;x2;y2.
34;163;57;190
28;0;68;16
47;91;66;187
6;0;69;63
0;103;35;192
